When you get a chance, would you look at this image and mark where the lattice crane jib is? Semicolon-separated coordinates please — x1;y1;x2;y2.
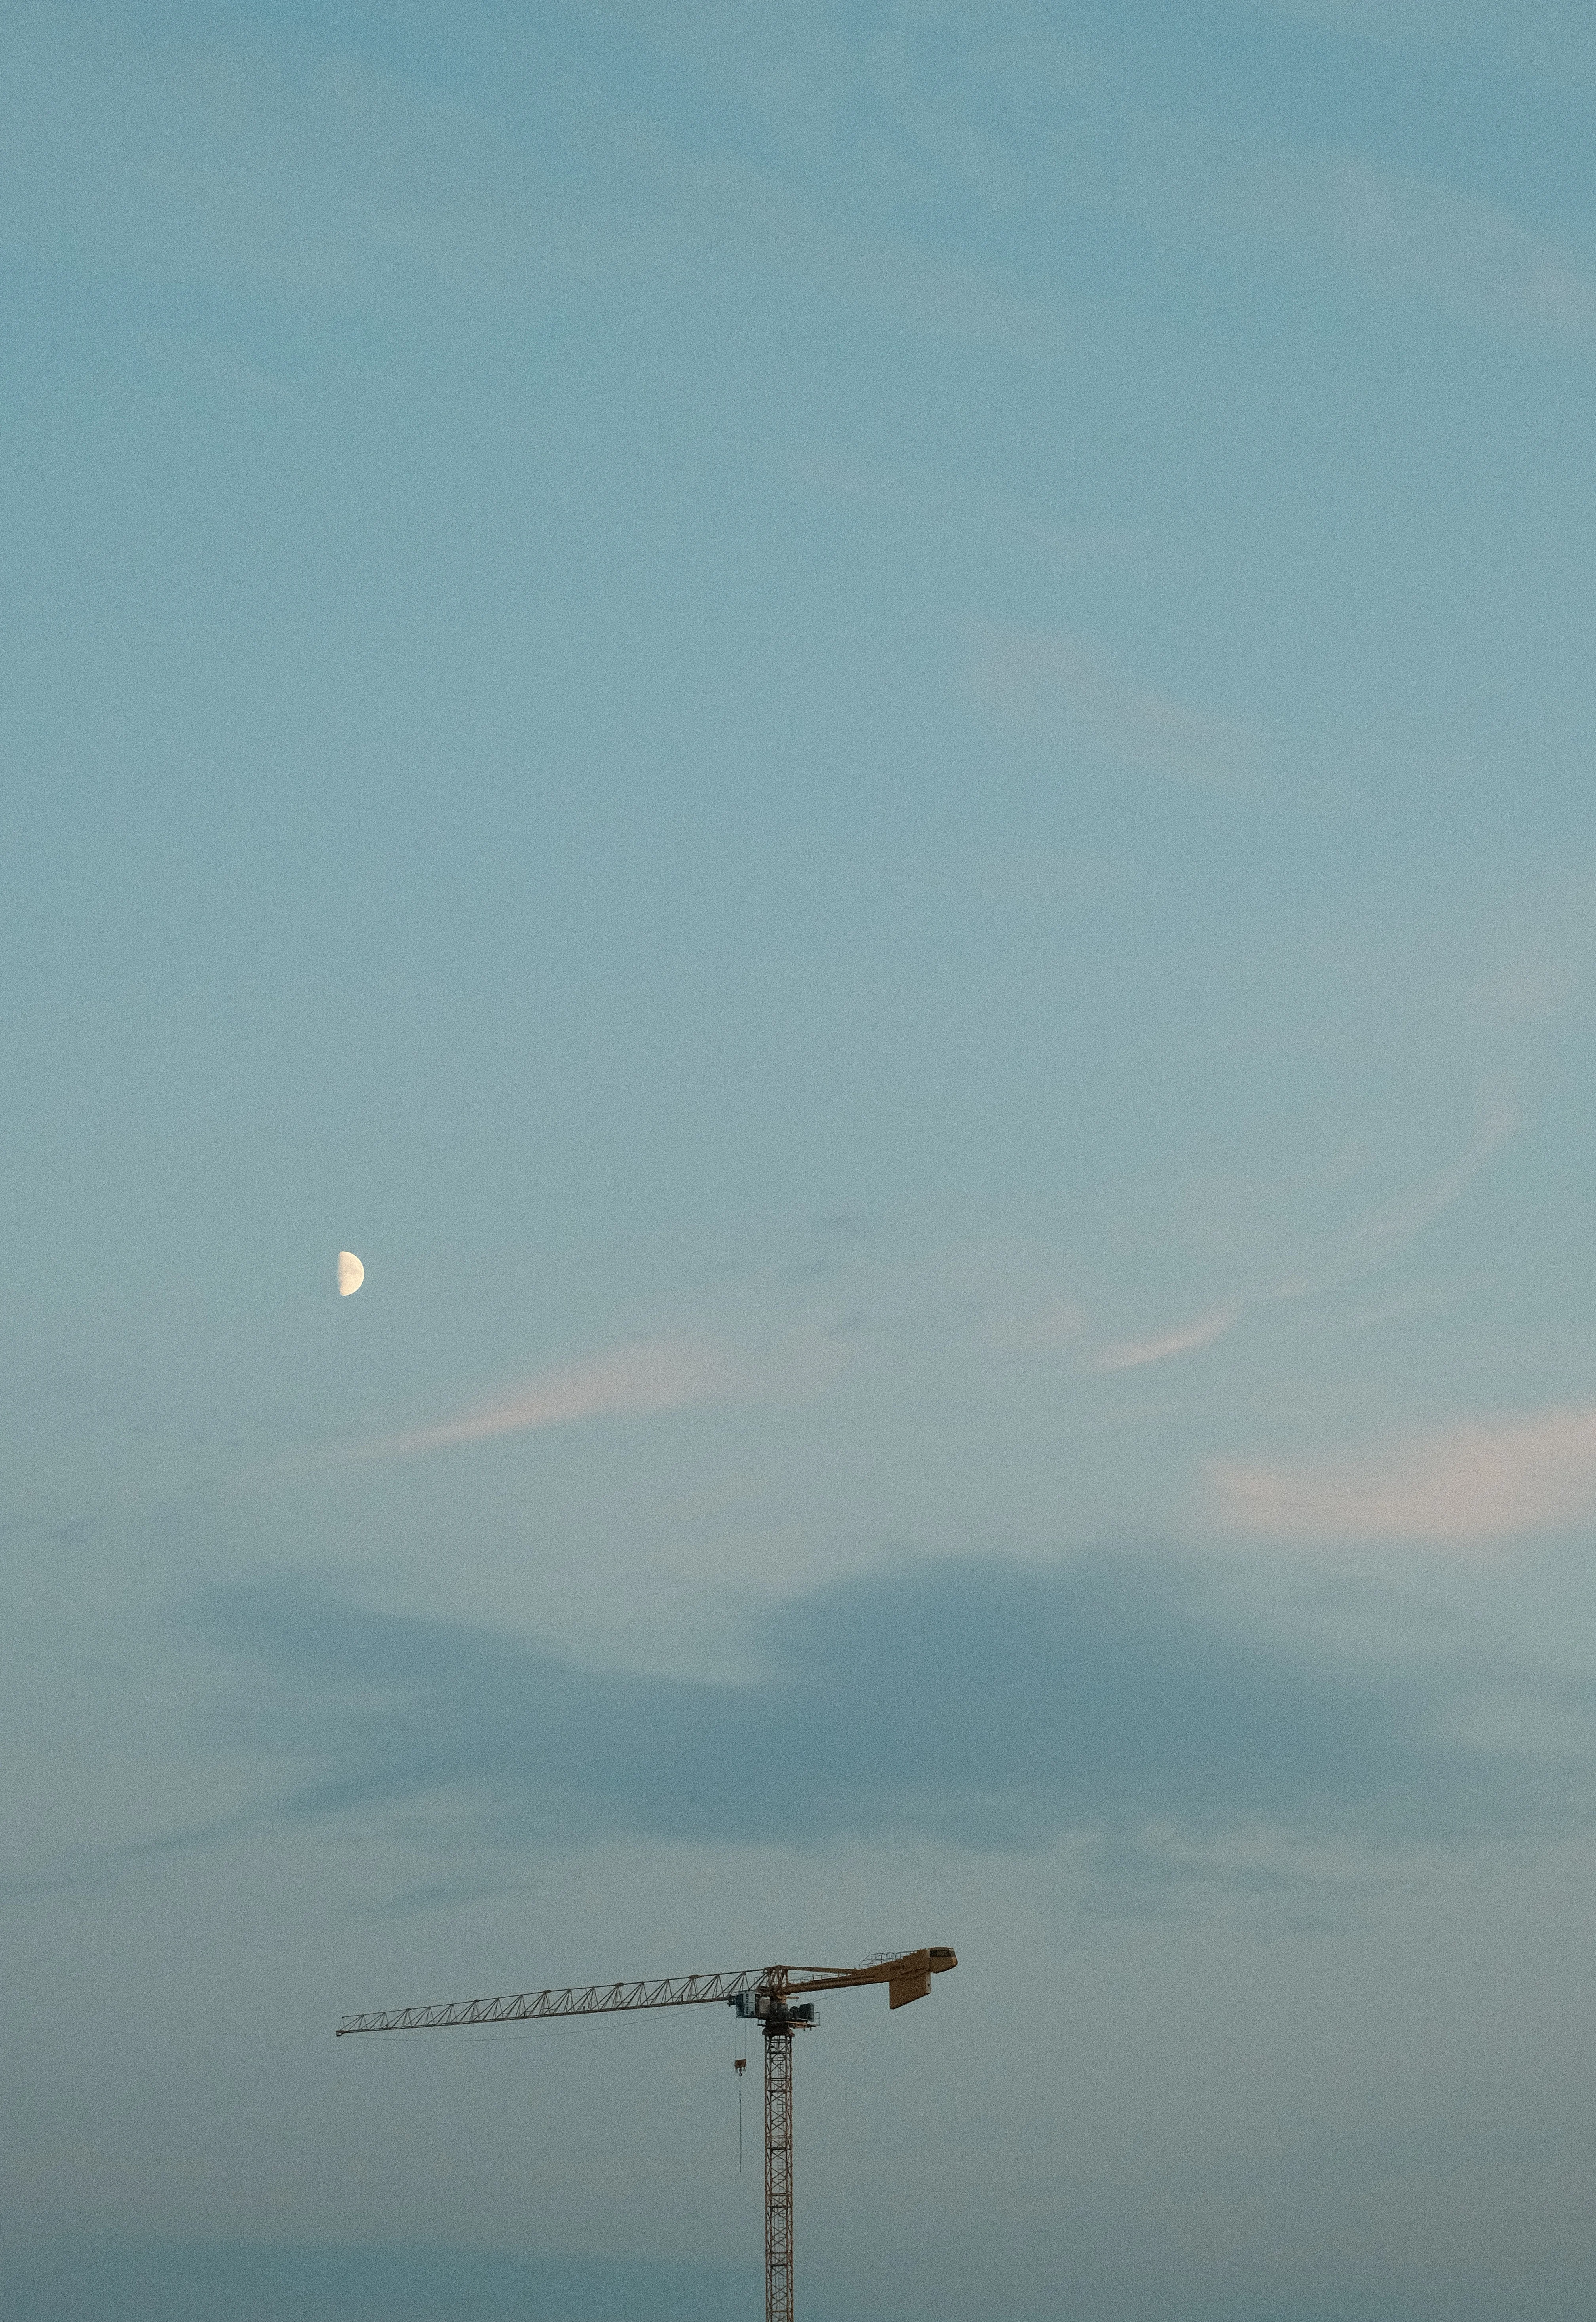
336;1944;956;2322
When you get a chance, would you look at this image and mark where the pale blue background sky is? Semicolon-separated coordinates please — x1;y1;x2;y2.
5;5;1596;2317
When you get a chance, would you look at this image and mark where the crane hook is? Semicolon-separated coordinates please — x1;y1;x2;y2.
733;2026;748;2170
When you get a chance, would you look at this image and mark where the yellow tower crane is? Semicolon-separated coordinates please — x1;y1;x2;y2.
336;1944;957;2322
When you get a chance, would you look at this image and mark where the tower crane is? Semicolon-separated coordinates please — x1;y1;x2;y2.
336;1944;957;2322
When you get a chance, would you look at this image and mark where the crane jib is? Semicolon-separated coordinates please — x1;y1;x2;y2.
336;1967;766;2034
335;1949;958;2037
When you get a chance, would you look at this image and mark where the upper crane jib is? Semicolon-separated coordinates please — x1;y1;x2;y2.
334;1947;956;2037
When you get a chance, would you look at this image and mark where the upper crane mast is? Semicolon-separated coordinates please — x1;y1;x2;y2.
337;1944;957;2322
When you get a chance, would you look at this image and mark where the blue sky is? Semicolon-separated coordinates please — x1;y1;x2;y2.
5;4;1596;2316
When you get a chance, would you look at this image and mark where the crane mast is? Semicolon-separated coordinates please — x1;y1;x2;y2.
765;2004;795;2322
337;1944;956;2322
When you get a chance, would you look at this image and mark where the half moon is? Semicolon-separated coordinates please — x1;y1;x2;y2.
337;1250;365;1297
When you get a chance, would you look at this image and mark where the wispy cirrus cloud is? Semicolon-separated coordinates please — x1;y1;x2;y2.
351;1109;1514;1459
1084;1106;1514;1376
1337;1104;1515;1272
1089;1307;1240;1373
1211;1402;1596;1545
967;625;1266;793
1319;153;1596;338
367;1338;734;1459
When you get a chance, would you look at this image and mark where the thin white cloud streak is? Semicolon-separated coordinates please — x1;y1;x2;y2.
1090;1307;1239;1373
967;625;1265;793
1334;1103;1515;1279
1084;1106;1514;1375
12;2;1589;391
369;1338;734;1459
1209;1402;1596;1543
1471;953;1577;1030
1323;154;1596;338
353;1112;1512;1455
0;8;1061;354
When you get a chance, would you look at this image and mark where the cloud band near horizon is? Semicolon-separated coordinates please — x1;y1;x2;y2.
190;1552;1566;1867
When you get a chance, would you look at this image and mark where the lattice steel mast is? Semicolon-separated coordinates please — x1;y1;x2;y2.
764;2000;794;2322
337;1945;956;2322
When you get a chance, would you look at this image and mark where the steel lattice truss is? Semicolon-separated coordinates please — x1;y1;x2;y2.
764;2025;795;2322
337;1967;767;2034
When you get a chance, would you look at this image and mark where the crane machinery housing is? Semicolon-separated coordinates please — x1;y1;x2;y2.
337;1943;957;2322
